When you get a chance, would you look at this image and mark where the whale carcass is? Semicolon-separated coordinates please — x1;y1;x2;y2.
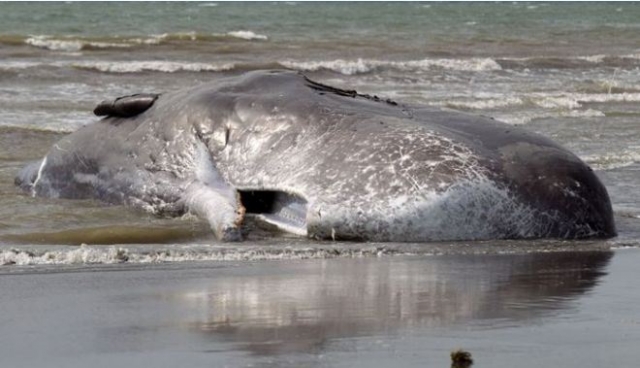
16;70;616;241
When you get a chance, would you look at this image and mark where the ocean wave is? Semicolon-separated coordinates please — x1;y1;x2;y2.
281;57;503;75
558;108;606;118
281;59;374;75
72;60;235;73
18;31;270;52
497;54;640;69
0;59;256;75
140;30;268;44
441;96;525;110
576;55;607;63
439;91;640;114
26;36;83;51
0;60;44;71
489;107;606;126
584;150;640;170
4;57;640;85
7;55;640;77
225;30;268;41
9;57;499;75
532;92;640;110
287;54;640;74
25;35;131;52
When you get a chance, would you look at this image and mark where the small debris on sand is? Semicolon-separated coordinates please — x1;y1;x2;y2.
450;349;473;368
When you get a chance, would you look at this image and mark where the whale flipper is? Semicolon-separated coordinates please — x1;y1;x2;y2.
182;182;244;241
93;93;160;118
180;140;245;241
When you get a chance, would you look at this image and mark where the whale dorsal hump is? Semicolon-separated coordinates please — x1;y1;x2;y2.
93;93;160;118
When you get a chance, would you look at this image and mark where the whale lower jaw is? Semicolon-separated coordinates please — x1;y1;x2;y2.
238;190;309;237
252;213;308;236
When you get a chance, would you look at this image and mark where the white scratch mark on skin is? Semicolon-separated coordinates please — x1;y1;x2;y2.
53;144;68;152
31;156;48;197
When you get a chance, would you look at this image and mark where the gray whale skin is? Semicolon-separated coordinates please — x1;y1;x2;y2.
16;70;615;242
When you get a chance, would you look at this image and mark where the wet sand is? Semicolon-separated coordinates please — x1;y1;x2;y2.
1;248;639;368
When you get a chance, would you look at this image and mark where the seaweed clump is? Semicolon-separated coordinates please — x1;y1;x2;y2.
450;349;473;368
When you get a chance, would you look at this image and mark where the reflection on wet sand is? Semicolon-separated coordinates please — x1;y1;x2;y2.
182;251;611;355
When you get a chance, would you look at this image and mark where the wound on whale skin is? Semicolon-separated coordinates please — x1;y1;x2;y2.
16;70;616;242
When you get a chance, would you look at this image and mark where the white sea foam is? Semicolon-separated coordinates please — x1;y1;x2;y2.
226;30;268;41
1;246;127;265
439;91;640;122
533;95;583;109
88;41;130;49
577;55;607;63
281;58;373;75
25;35;131;51
584;149;640;170
0;60;44;70
490;107;606;126
281;57;502;75
163;31;199;41
442;96;525;110
26;35;83;51
0;244;397;266
26;32;244;50
500;53;640;67
578;92;640;103
395;58;503;72
532;92;640;110
72;60;235;73
131;34;166;45
558;108;605;118
19;56;638;77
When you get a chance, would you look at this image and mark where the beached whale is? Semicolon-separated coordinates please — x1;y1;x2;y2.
15;70;615;241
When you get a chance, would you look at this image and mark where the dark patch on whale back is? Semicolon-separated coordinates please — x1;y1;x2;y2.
303;76;398;106
94;93;160;118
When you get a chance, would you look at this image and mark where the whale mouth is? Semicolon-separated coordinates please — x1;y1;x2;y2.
238;190;308;236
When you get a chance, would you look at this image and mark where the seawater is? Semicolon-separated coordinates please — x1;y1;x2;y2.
1;2;640;265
